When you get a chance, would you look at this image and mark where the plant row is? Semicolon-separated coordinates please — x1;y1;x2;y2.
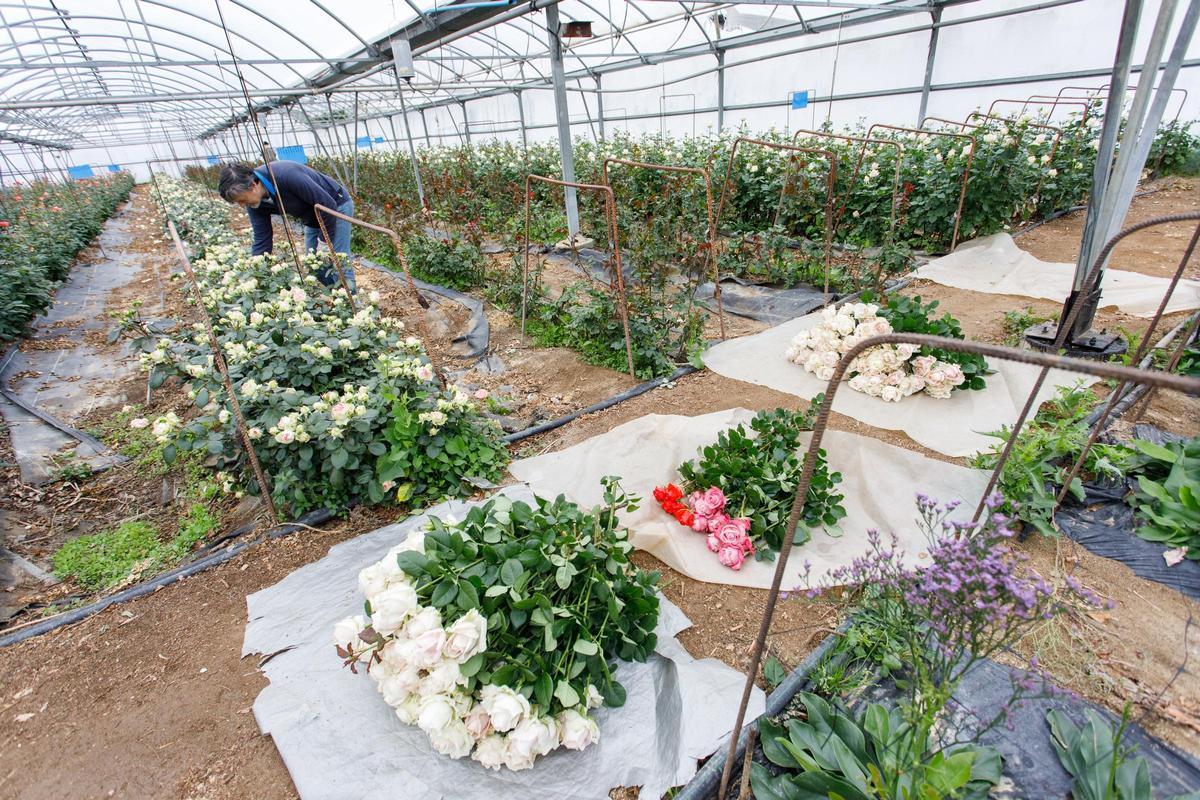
0;173;134;341
137;177;509;515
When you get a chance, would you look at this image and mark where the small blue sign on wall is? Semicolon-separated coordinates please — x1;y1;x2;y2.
206;155;219;165
791;90;810;110
374;136;384;143
67;164;94;179
356;136;373;149
277;145;307;164
108;164;121;172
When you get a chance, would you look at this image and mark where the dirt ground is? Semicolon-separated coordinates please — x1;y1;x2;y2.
0;179;1198;799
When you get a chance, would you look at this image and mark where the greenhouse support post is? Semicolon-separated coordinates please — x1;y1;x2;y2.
516;89;529;151
716;49;726;132
916;6;943;126
461;101;471;143
352;92;360;193
546;2;580;238
595;75;606;141
393;64;427;210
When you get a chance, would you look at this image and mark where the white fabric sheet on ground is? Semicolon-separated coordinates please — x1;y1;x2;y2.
915;233;1200;317
509;409;989;590
242;486;763;800
702;313;1095;458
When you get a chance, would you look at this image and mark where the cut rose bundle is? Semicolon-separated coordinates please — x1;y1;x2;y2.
785;303;968;402
333;480;660;771
653;484;755;570
654;404;845;569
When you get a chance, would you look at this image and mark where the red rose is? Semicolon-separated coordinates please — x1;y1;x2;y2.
0;221;8;228
675;509;695;527
662;500;683;515
652;485;669;503
662;483;683;502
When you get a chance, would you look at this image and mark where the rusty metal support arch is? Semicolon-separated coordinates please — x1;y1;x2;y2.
311;202;427;311
714;137;837;296
791;128;904;242
865;123;976;251
522;173;635;378
600;157;726;340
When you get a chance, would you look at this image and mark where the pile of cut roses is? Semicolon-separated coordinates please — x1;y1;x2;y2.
653;484;756;570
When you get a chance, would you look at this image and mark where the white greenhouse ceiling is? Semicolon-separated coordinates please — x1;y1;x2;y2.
0;0;943;148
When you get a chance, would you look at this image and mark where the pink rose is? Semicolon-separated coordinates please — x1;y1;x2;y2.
707;513;731;534
717;522;747;548
718;546;745;570
703;487;726;513
730;517;751;534
706;533;720;553
465;704;493;739
691;488;724;518
690;515;710;533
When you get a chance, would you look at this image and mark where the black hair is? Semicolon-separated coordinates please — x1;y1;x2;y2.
218;162;259;202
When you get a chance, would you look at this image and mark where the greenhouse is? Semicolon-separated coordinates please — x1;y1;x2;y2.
1;0;1200;797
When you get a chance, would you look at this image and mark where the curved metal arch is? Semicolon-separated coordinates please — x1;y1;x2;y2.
0;35;261;95
0;13;296;90
6;69;249;107
136;0;310;82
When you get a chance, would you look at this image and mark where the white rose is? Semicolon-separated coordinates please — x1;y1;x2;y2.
392;530;426;556
378;667;422;707
248;427;262;440
815;365;835;381
557;709;600;751
394;694;422;725
358;562;390;600
472;734;508;770
415;364;435;382
403;606;442;638
332;615;367;650
428;720;474;759
370;582;419;635
417;694;457;734
506;716;559;766
401;628;447;669
130;417;149;429
275;429;295;445
444;609;488;662
880;385;902;403
585;684;604;709
421;659;465;695
480;684;530;733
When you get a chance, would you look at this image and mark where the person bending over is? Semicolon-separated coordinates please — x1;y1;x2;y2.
217;161;355;290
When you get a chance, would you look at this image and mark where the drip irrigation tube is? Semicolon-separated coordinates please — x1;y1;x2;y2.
0;506;336;648
1014;189;1160;239
504;364;698;444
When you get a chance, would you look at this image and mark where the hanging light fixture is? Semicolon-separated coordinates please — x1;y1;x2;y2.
560;20;594;38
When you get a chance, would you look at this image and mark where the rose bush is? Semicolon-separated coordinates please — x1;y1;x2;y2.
333;479;660;770
0;173;133;341
145;177;508;513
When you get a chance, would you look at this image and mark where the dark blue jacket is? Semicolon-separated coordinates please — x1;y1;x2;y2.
246;161;348;255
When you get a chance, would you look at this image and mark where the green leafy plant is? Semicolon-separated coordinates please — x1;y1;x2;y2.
1002;307;1053;347
376;389;509;507
677;403;845;561
404;233;485;290
1147;120;1200;177
51;514;211;591
1046;706;1200;800
971;384;1127;536
0;173;134;341
1122;437;1200;558
753;693;1002;800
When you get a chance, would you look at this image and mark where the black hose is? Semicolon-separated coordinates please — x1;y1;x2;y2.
504;364;699;444
1013;189;1161;239
0;506;336;648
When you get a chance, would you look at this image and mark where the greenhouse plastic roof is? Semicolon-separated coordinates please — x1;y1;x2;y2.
0;0;942;149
